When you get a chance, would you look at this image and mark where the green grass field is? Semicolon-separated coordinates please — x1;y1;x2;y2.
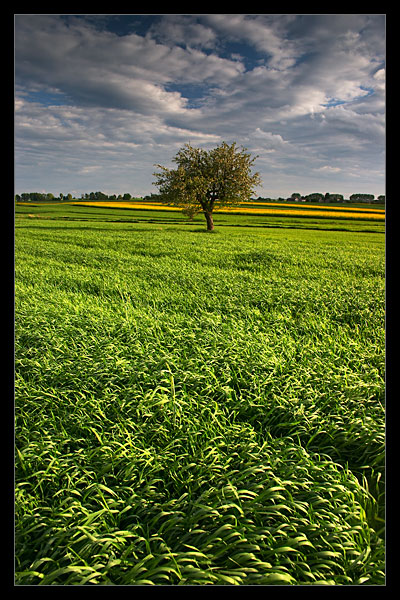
15;203;385;585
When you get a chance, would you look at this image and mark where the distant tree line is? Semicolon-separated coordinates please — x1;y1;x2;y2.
16;190;385;205
80;192;133;202
15;191;135;202
15;192;64;202
288;192;384;204
255;192;385;204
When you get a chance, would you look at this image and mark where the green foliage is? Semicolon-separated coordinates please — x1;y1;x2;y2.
349;194;375;202
17;192;57;202
181;204;201;221
325;193;344;202
15;191;137;203
306;193;324;202
153;142;261;229
14;211;385;585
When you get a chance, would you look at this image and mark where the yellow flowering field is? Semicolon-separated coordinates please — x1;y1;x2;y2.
70;201;385;220
240;202;385;213
219;206;385;219
71;201;182;211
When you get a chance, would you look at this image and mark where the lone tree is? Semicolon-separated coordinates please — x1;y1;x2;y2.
153;142;261;231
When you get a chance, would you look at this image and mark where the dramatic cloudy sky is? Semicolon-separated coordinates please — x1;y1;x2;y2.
14;14;385;198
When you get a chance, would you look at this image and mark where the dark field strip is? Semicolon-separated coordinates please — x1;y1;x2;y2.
14;218;385;585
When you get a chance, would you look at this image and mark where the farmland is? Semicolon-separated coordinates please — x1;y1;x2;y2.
15;202;385;585
71;199;386;219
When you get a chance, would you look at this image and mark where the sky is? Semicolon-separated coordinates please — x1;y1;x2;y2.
14;13;386;199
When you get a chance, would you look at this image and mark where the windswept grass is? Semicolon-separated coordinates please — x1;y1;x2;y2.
15;217;385;585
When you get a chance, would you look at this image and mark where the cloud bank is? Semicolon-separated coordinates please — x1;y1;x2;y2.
15;14;385;197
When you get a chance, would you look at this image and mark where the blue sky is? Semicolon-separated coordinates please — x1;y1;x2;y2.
14;14;385;198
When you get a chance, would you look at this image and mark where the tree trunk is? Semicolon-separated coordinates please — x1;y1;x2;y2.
204;210;214;231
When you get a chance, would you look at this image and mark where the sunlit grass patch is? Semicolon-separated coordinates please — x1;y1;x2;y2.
15;220;385;585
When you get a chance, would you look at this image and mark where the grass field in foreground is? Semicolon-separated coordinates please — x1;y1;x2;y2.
15;213;385;585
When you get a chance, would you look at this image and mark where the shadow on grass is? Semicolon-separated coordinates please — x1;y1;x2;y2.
186;228;220;233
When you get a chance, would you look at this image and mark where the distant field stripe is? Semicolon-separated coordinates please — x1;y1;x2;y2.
216;208;385;219
238;202;385;213
67;202;385;220
16;200;385;214
70;201;181;211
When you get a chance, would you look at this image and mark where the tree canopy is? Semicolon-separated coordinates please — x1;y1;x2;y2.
153;142;261;230
349;193;375;201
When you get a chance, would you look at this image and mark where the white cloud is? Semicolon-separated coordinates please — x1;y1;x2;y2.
14;95;223;194
147;15;217;49
204;14;300;70
15;14;245;115
315;165;342;173
78;165;102;175
14;14;385;197
373;67;385;92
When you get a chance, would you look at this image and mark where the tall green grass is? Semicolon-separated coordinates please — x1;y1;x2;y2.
15;217;385;585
